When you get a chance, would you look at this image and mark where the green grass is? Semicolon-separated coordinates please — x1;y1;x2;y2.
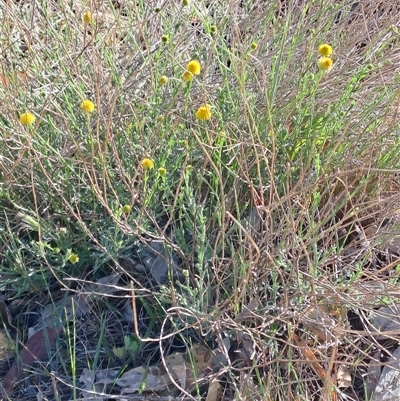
1;0;400;400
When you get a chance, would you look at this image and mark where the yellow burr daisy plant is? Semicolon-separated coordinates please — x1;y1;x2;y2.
195;104;212;121
141;158;154;170
158;167;167;176
69;253;79;264
122;204;131;214
80;99;95;114
183;71;193;81
186;60;201;75
159;75;168;85
19;112;35;126
318;57;333;71
83;11;92;24
318;43;333;57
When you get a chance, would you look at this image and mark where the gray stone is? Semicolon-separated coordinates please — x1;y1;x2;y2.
142;240;180;284
372;346;400;401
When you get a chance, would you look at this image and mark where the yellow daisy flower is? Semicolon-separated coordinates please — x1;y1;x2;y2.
186;60;201;75
195;104;212;121
158;167;167;176
83;11;92;24
19;112;35;126
159;75;168;85
69;253;79;264
183;71;193;81
141;158;154;170
318;57;333;71
318;43;333;57
80;99;95;114
122;204;131;214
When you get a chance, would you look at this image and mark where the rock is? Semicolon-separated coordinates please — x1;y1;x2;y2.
372;346;400;401
141;240;181;284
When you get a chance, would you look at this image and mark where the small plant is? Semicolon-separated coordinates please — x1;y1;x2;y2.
2;1;400;400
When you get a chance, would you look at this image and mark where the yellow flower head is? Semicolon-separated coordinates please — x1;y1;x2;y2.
122;204;131;214
250;42;258;50
318;43;333;57
19;112;35;126
186;60;201;75
161;35;169;43
69;253;79;264
80;99;95;114
318;57;333;71
195;104;212;121
183;71;193;81
83;11;92;24
159;75;168;85
141;158;154;170
158;167;167;176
